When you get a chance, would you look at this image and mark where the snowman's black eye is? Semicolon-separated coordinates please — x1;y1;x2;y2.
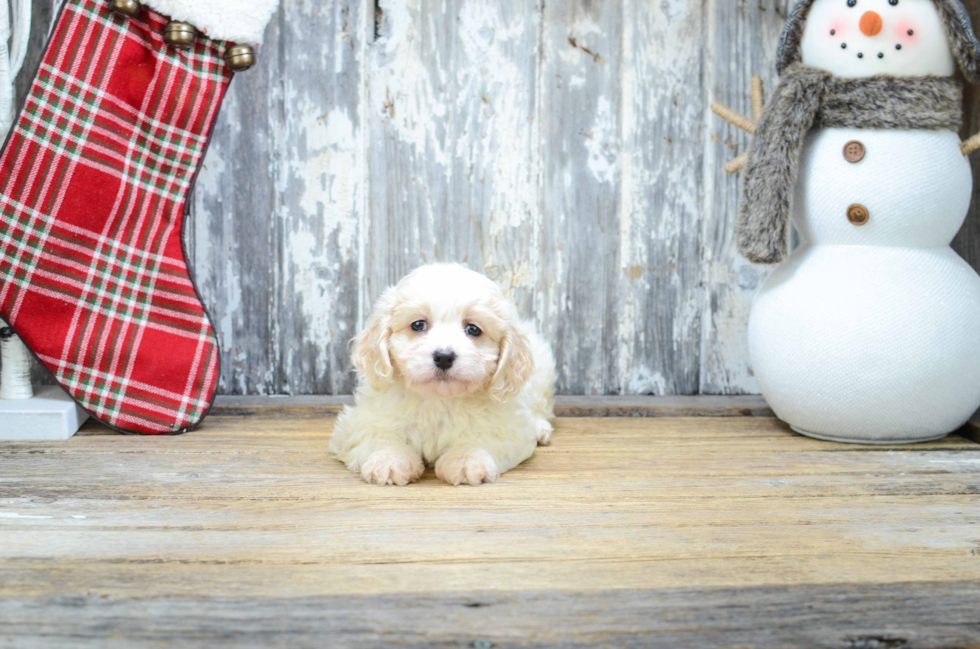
830;29;836;35
847;0;857;6
889;0;899;5
908;29;914;35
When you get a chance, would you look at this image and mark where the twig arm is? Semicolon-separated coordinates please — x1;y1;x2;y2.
962;132;980;156
725;153;747;175
751;76;765;121
713;78;764;175
711;102;756;135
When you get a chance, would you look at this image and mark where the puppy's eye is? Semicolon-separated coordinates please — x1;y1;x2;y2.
411;320;427;332
465;324;482;337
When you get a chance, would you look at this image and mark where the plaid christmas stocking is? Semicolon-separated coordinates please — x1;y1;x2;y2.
0;0;277;433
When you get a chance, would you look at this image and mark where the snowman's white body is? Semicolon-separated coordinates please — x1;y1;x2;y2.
750;127;980;441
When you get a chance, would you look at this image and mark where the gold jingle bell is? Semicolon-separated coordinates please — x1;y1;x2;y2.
163;21;197;48
108;0;140;18
225;45;256;72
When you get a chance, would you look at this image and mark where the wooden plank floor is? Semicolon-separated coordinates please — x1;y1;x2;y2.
2;401;980;647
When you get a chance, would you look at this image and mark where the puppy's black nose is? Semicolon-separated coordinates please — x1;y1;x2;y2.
433;350;456;371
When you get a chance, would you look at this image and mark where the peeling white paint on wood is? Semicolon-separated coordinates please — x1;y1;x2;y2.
615;0;703;396
10;0;980;396
700;0;794;395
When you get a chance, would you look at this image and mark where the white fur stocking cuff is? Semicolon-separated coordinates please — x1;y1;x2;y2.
143;0;279;44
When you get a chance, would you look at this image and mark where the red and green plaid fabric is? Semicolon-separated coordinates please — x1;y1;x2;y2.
0;0;231;433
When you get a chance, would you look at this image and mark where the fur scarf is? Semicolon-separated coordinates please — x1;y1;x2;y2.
737;64;963;264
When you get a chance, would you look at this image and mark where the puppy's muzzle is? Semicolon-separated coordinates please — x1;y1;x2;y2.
433;350;456;371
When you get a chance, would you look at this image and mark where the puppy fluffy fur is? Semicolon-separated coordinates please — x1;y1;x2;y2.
329;264;556;486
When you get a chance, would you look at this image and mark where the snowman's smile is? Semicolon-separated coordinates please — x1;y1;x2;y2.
801;0;956;78
837;9;902;61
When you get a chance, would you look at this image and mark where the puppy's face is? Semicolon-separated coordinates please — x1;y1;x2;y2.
351;265;533;399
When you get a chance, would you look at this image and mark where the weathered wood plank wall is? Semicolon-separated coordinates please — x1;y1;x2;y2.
14;0;980;395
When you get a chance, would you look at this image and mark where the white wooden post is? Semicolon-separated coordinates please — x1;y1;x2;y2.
0;325;33;399
0;0;32;402
0;0;87;440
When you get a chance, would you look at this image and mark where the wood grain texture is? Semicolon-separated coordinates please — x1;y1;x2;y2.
188;24;279;394
1;412;979;644
6;0;980;396
3;583;980;648
538;0;619;394
205;393;774;418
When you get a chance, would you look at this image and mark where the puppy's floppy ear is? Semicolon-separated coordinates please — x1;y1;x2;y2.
490;321;534;401
351;290;396;391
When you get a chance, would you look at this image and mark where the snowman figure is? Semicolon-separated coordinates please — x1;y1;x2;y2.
716;0;980;443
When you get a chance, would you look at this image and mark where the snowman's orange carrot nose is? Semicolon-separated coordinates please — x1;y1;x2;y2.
860;11;883;37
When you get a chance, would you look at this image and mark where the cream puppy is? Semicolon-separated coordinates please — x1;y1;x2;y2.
330;264;556;486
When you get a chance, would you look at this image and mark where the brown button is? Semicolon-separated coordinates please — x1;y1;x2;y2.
847;204;870;226
843;140;866;163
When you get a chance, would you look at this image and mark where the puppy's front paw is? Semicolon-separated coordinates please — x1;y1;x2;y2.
435;449;500;486
359;449;425;486
534;418;553;446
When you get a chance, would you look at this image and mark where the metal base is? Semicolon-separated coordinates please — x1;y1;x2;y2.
790;426;948;446
0;386;89;441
